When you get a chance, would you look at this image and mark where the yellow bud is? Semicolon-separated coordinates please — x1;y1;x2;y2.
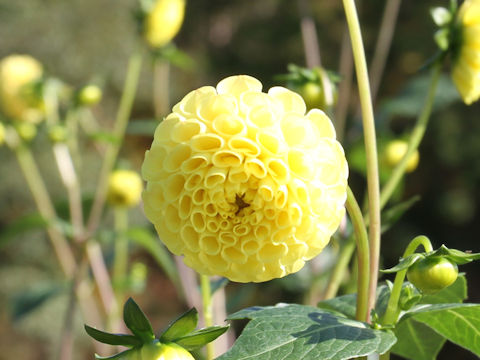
48;124;68;143
144;0;186;48
384;140;419;173
141;342;194;360
141;75;348;282
107;170;144;207
0;55;43;122
16;122;37;142
78;85;102;106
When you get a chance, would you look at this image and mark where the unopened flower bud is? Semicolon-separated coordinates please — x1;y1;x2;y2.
16;122;37;142
144;0;186;48
384;140;419;173
107;170;144;207
77;85;102;106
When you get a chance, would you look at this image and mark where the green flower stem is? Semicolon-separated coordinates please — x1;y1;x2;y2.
382;235;433;325
86;50;143;239
113;206;129;302
345;186;370;321
14;144;77;277
342;0;381;321
153;58;170;118
200;274;214;360
379;63;442;210
323;237;356;299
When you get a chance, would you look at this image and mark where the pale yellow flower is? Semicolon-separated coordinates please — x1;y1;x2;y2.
144;0;186;48
384;140;419;173
0;55;43;122
107;170;144;207
142;75;348;282
452;0;480;104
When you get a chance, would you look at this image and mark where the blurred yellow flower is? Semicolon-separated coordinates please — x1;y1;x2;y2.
107;170;144;207
77;84;102;106
451;0;480;104
144;0;186;48
384;140;419;173
142;75;348;282
0;55;44;122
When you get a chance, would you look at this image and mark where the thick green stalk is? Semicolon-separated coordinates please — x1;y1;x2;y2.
342;0;381;321
345;186;370;321
86;50;143;238
201;274;214;360
379;64;442;210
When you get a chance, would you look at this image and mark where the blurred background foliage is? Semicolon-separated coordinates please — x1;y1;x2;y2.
0;0;479;359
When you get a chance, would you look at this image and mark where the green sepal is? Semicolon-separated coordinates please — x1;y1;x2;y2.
430;7;452;27
160;308;198;342
95;348;139;360
84;325;142;347
123;298;155;342
398;284;422;311
434;28;450;51
175;325;230;351
430;245;480;265
381;253;425;273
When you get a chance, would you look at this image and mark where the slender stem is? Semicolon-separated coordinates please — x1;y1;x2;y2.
323;237;356;300
14;145;77;277
379;64;442;210
368;0;402;106
86;50;143;238
113;206;129;302
382;235;433;325
298;0;322;68
342;0;381;321
153;59;170;118
200;274;214;360
345;186;370;322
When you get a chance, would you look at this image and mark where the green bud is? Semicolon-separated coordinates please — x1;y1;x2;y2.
16;122;37;142
78;85;102;106
48;124;68;143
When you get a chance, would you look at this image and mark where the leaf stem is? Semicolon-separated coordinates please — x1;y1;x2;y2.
342;0;381;321
382;235;433;325
86;49;143;239
201;274;214;360
379;63;442;210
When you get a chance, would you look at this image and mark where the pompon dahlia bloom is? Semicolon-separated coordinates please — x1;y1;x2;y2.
451;0;480;104
0;55;43;122
142;75;348;282
144;0;186;48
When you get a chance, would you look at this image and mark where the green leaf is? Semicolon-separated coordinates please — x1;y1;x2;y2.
402;303;480;357
176;326;230;351
84;325;142;347
160;308;198;342
123;298;155;342
218;304;396;360
381;196;420;234
420;274;467;304
10;282;63;321
391;319;445;360
127;227;179;286
381;253;424;273
95;348;138;360
0;213;49;248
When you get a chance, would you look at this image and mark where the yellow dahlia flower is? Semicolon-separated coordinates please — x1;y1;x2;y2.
0;55;43;122
142;75;348;282
384;140;419;173
451;0;480;104
144;0;186;48
107;170;144;207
